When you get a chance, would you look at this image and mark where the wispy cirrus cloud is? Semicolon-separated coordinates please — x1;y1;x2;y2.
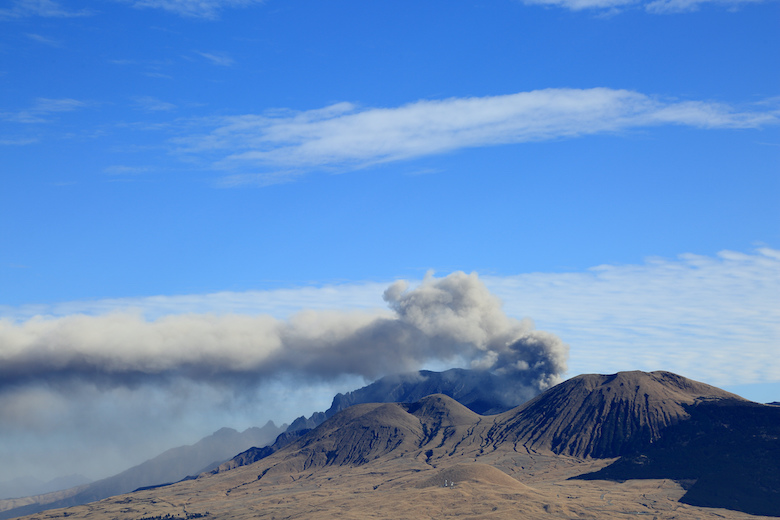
216;170;304;188
0;137;38;146
103;165;153;175
2;98;87;124
26;33;61;46
197;51;235;66
122;0;261;18
177;88;778;175
133;96;177;112
0;0;90;19
519;0;770;13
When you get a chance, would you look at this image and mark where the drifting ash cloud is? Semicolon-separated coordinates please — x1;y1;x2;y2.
0;271;568;395
178;88;779;176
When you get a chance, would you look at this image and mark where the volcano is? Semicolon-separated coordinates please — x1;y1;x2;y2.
8;370;779;520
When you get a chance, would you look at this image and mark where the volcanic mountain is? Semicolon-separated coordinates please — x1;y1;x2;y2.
9;370;779;519
1;367;531;520
284;367;531;432
484;370;745;458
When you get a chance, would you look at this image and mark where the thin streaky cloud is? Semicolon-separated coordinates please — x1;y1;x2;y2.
2;98;87;124
216;170;304;188
0;0;90;19
0;137;38;145
26;33;61;46
144;72;174;80
133;96;177;112
177;88;779;173
197;51;235;67
103;165;153;175
645;0;769;12
123;0;262;18
519;0;770;12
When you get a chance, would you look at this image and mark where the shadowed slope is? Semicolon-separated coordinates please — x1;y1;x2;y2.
575;398;780;517
248;395;483;481
487;371;744;458
11;371;772;520
326;368;533;417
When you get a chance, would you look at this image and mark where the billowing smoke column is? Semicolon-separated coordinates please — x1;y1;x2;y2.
0;272;568;393
383;272;568;391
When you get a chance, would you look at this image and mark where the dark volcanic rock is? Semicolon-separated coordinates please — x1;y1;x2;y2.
285;368;535;434
574;398;780;517
326;368;530;417
255;394;481;478
486;370;744;458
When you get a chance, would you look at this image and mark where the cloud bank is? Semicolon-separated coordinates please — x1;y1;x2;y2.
0;272;568;394
1;248;776;481
485;248;780;387
178;88;778;173
7;248;774;389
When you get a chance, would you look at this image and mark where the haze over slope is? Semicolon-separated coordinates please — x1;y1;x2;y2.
0;272;569;482
13;370;776;520
0;424;283;520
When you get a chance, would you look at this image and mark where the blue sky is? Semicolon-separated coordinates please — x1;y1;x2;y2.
0;0;779;484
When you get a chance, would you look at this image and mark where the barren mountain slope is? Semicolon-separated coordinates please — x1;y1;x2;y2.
252;394;485;480
0;424;284;520
486;370;745;458
13;371;773;520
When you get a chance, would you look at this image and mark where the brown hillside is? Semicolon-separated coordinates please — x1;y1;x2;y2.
253;395;482;480
413;463;533;491
12;371;768;520
486;370;744;458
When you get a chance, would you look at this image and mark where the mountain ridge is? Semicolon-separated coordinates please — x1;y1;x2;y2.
6;370;777;519
0;423;284;520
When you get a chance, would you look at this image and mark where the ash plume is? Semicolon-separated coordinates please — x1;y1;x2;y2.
0;272;568;393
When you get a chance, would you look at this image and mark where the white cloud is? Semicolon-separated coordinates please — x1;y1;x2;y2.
1;248;776;482
644;0;767;11
519;0;770;12
521;0;636;10
2;98;87;124
133;96;177;112
124;0;261;18
177;88;778;174
0;0;90;19
103;165;153;175
26;33;61;46
0;137;37;145
0;273;566;388
216;170;304;188
483;247;780;386
197;51;235;66
5;248;778;388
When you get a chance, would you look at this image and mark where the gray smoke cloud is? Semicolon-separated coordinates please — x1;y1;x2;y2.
0;271;568;393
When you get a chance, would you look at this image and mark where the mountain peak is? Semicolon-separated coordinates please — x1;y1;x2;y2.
489;370;742;458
